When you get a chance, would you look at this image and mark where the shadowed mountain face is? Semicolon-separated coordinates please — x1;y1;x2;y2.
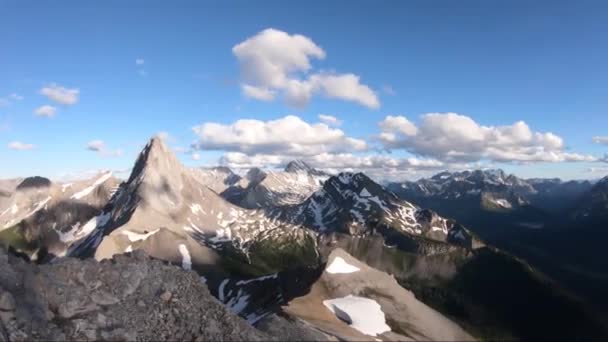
15;176;51;190
388;169;608;326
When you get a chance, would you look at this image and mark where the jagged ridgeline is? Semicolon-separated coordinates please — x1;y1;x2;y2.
1;136;607;341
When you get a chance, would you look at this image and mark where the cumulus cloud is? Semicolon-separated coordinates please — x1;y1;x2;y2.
592;136;608;145
86;140;122;157
191;153;201;161
241;84;276;101
318;114;342;126
219;151;444;172
40;83;79;105
233;28;379;109
192;115;367;156
34;105;57;118
8;141;35;150
379;113;596;163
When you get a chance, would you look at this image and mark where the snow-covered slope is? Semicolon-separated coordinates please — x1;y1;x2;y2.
233;160;329;209
292;172;480;247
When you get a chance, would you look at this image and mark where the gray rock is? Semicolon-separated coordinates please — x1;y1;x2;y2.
0;246;270;341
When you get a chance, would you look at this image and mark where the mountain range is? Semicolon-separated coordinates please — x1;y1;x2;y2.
1;136;607;341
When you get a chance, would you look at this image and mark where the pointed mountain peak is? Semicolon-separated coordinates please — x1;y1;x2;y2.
126;136;183;184
284;160;328;177
245;167;267;183
284;160;312;173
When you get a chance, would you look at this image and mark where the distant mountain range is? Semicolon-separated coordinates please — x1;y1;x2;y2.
1;137;607;341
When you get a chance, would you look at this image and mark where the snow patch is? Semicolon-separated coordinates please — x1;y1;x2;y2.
71;172;112;200
236;273;278;286
178;243;192;270
57;212;112;243
359;188;371;197
121;228;160;242
494;198;512;208
323;295;391;336
326;257;360;274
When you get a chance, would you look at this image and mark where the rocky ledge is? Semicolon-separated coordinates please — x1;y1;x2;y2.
0;247;270;341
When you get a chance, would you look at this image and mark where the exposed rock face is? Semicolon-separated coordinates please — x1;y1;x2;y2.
0;247;270;341
68;137;319;278
15;177;51;191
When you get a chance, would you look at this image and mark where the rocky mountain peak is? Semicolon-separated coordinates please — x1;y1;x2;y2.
127;136;183;184
284;160;313;173
245;167;267;183
15;176;52;191
285;160;328;177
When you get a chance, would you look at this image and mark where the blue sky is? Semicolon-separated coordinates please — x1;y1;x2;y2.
1;0;607;181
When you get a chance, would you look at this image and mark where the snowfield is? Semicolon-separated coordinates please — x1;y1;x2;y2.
323;295;391;336
326;257;360;274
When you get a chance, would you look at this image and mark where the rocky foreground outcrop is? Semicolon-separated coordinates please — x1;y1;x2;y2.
0;247;271;341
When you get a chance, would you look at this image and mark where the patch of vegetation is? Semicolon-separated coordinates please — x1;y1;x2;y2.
0;225;37;251
220;233;320;277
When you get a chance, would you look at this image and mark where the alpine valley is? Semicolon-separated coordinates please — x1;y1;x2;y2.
1;137;607;341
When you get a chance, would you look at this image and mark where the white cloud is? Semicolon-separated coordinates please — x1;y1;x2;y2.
233;28;379;109
592;136;608;145
8;141;35;150
241;84;276;101
0;93;24;106
192;115;367;156
379;113;596;163
587;166;608;174
191;153;201;161
220;151;445;173
135;58;145;65
34;105;57;118
233;28;325;88
40;83;79;105
86;140;122;157
318;114;343;126
310;73;379;109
